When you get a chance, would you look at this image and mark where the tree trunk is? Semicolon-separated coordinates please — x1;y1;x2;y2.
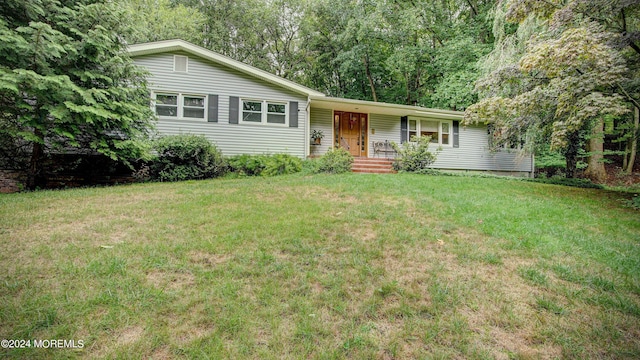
623;141;629;170
564;132;580;178
585;117;607;182
363;54;377;102
624;106;639;174
27;129;44;190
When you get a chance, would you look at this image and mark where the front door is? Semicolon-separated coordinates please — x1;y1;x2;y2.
334;112;367;157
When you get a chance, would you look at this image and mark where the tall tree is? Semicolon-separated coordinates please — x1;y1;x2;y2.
120;0;206;45
465;0;637;179
0;0;154;189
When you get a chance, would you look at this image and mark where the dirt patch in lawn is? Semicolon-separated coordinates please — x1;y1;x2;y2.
117;325;145;346
189;251;232;267
146;270;195;290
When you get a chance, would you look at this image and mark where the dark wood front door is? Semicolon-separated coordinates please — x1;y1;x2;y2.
335;112;367;157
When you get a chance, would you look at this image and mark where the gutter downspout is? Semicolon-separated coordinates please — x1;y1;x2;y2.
305;97;311;158
531;152;535;178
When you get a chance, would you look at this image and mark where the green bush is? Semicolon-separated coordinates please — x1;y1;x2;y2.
527;176;604;189
301;158;321;174
263;154;302;176
317;148;353;174
228;154;302;176
391;136;441;173
149;134;226;182
228;154;268;176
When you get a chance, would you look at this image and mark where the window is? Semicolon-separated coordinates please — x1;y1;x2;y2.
240;99;288;126
242;101;262;122
156;94;178;117
420;120;439;143
154;93;206;120
407;118;452;146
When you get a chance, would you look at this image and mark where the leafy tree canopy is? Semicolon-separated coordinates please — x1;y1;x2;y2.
0;0;155;188
464;0;639;177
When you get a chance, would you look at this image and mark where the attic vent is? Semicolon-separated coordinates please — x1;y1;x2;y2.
174;55;188;72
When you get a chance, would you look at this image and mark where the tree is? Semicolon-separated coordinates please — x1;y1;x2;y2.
119;0;206;45
465;0;636;179
0;0;155;189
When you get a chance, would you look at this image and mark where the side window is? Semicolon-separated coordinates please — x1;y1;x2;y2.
240;99;288;126
154;92;207;120
156;94;178;117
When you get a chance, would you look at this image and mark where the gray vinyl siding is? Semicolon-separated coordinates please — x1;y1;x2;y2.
433;125;533;173
309;108;333;156
315;111;532;173
134;52;308;157
369;114;401;157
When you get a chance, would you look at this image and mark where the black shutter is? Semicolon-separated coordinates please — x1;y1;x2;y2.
207;94;218;122
453;120;460;148
400;116;408;143
229;96;239;124
289;101;298;128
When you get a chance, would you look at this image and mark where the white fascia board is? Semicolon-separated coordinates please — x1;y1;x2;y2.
128;40;326;98
309;96;463;120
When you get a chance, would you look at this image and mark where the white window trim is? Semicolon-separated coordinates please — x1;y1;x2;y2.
239;98;289;127
173;55;188;73
153;92;208;121
407;117;453;147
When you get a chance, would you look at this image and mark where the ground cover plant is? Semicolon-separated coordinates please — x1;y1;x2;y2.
0;173;639;359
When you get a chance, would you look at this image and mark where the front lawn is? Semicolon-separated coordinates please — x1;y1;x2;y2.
1;174;639;359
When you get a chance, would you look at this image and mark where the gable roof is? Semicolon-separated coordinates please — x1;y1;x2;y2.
127;39;325;98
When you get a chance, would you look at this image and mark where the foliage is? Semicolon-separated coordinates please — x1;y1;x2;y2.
311;129;324;140
526;177;604;189
227;153;302;176
149;134;226;182
120;0;205;44
621;194;640;210
0;0;155;189
301;158;321;174
316;148;353;174
228;154;269;176
391;136;441;173
262;154;302;176
466;0;639;178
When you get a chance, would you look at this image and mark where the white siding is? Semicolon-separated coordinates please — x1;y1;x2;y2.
134;52;308;157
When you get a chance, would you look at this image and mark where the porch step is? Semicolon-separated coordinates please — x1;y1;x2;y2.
351;158;396;174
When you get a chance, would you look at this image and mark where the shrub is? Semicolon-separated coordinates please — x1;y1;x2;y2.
228;154;302;176
301;158;321;174
391;136;441;173
527;176;604;189
149;134;226;182
317;148;353;174
228;154;268;176
621;194;640;210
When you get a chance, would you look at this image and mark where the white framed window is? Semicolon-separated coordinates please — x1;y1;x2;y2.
407;117;452;146
173;55;188;72
240;99;288;126
154;92;206;120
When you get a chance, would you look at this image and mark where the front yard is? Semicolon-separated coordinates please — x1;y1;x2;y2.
1;173;639;359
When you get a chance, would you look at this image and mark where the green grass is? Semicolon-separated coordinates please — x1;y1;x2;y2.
0;173;639;359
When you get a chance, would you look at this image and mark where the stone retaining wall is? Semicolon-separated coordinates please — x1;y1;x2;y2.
0;170;26;193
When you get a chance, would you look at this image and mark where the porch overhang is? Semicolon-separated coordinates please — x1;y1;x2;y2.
308;96;463;120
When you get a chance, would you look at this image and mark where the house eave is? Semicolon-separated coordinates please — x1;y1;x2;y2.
309;96;463;120
127;39;326;98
